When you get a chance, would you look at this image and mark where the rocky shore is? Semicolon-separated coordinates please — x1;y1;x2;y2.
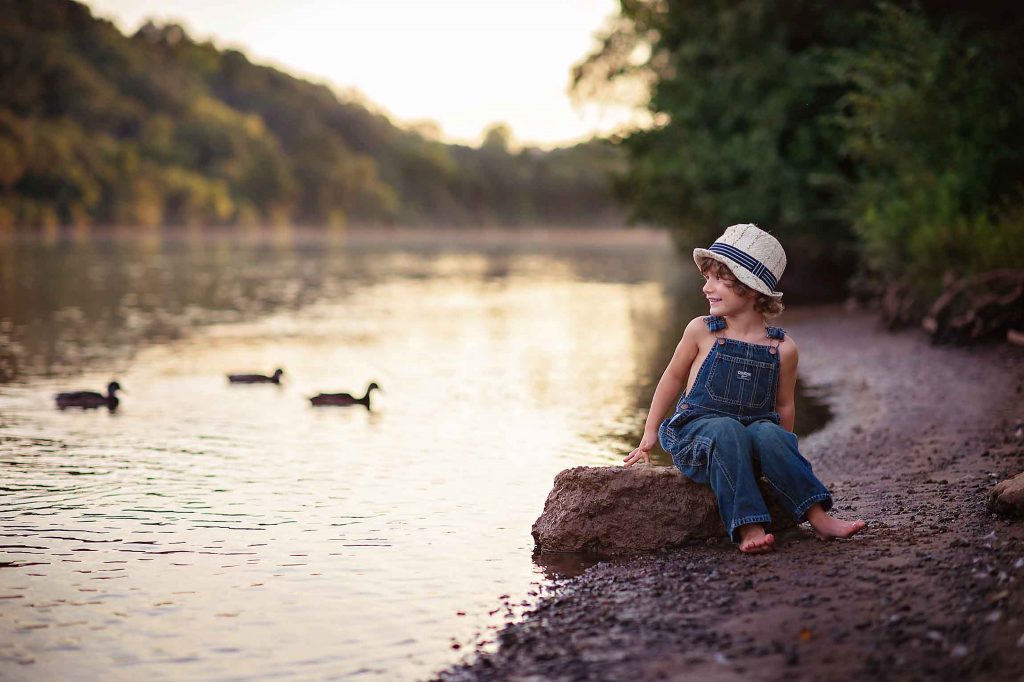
435;305;1024;681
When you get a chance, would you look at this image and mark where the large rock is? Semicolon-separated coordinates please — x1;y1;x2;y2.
531;464;797;555
989;471;1024;516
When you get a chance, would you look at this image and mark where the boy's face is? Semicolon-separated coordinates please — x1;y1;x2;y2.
701;262;753;316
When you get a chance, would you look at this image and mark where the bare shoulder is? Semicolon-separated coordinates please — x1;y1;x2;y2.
681;316;712;345
779;330;799;364
684;315;710;335
665;316;709;378
672;316;711;356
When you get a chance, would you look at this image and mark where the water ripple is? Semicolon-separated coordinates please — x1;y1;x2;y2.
0;234;686;680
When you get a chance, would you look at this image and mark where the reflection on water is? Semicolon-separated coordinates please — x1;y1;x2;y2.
0;229;828;679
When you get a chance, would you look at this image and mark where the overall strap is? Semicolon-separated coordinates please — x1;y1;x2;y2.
703;315;727;332
766;325;786;353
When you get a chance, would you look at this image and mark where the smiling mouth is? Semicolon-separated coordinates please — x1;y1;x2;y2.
708;298;722;303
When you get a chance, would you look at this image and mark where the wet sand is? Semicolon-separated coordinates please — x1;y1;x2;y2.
435;305;1024;681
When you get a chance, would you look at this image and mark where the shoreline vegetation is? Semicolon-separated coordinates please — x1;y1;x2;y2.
0;224;674;253
572;2;1024;333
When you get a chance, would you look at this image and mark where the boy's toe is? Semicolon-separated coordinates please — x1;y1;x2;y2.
739;533;775;554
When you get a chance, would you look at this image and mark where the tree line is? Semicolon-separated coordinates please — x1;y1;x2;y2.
574;0;1024;306
0;0;624;230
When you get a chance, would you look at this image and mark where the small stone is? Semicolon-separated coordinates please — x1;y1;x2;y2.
951;644;969;658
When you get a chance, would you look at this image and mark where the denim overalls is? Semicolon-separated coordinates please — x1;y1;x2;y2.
658;315;833;542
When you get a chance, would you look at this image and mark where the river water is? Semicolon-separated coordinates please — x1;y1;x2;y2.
0;228;828;680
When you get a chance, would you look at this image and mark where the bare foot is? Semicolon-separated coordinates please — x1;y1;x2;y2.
808;514;866;540
737;524;775;554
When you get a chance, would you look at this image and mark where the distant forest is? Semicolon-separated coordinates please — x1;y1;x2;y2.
0;0;625;230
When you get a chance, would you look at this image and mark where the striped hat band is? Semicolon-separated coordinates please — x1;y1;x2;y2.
708;242;778;291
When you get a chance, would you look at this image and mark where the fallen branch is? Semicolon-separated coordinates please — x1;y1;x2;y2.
922;269;1024;344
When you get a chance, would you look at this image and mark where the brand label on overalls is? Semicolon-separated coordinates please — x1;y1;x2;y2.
736;370;752;381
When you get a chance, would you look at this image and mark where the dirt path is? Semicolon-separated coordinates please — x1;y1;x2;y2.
434;305;1024;681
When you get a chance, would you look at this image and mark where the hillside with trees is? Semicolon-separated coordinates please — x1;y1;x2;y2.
0;0;624;230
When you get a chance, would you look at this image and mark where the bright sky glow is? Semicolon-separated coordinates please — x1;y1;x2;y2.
85;0;641;148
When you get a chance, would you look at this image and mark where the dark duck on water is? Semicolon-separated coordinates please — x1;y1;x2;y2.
55;381;122;410
310;382;381;409
227;368;284;384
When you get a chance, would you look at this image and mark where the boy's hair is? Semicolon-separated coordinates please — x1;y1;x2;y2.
698;257;785;318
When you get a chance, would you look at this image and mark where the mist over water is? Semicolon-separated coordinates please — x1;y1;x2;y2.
0;229;827;679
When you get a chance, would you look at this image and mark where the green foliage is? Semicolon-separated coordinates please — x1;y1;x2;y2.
832;4;1024;288
577;0;1024;297
578;0;861;250
0;0;623;230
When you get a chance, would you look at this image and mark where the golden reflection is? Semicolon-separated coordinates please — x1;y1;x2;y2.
41;221;59;245
70;221;91;244
137;224;163;254
326;221;347;247
0;230;689;681
270;222;294;250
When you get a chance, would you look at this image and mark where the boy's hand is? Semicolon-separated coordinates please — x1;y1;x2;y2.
624;431;658;467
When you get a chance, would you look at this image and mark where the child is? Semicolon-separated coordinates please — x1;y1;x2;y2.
624;223;865;553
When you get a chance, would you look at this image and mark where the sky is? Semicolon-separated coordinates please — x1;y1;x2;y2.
84;0;641;149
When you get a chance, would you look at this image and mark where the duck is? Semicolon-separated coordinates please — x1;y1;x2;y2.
227;368;284;384
310;382;381;409
56;381;122;410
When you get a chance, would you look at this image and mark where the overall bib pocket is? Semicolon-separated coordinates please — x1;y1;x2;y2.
705;352;776;408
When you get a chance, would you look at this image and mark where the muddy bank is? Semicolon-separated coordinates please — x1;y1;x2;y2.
434;305;1024;681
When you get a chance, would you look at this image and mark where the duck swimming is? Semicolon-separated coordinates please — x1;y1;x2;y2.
310;382;381;409
56;381;122;410
228;368;284;384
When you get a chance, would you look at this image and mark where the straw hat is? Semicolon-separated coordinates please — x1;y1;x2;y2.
692;223;786;299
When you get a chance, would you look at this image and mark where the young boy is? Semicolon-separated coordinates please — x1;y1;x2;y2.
624;223;865;553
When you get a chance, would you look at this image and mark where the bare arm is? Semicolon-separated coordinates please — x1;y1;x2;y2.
624;317;703;466
775;335;799;432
